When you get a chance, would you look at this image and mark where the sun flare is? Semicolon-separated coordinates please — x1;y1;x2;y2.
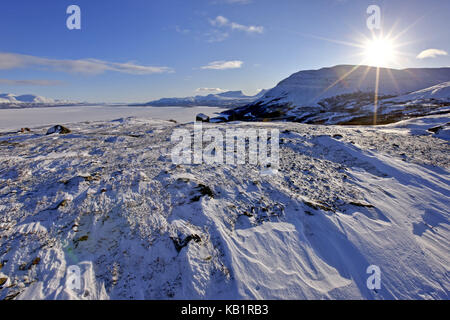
363;36;397;67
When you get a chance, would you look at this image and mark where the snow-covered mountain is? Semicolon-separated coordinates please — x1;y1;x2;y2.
0;93;56;104
137;90;268;107
216;65;450;124
0;93;76;107
257;65;450;107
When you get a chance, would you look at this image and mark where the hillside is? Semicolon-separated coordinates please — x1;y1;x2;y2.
216;65;450;124
137;90;267;107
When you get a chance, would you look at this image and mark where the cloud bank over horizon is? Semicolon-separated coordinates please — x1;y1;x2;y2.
0;79;63;86
195;87;227;94
0;52;173;75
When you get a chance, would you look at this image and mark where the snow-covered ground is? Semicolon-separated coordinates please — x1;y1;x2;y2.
390;81;450;103
0;105;227;132
0;114;448;300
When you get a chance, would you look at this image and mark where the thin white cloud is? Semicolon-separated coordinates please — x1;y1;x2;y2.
212;0;252;4
209;15;264;34
416;49;448;59
0;79;63;86
226;0;252;3
175;25;190;34
195;87;227;94
205;30;230;43
200;60;243;70
230;22;264;33
0;52;173;75
210;16;229;27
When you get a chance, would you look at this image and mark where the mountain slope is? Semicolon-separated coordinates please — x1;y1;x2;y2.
257;65;450;107
137;90;267;107
216;65;450;124
390;81;450;103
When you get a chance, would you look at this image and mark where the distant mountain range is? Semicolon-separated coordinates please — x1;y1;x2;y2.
0;93;77;108
134;90;268;107
0;90;267;109
214;65;450;125
3;65;450;126
0;93;56;104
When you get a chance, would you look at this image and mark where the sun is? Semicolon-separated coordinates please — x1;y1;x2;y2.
363;36;397;67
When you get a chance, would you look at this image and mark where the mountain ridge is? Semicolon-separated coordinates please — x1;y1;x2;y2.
0;93;77;106
215;65;450;124
135;89;268;107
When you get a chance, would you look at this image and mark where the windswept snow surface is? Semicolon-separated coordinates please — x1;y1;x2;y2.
0;115;449;300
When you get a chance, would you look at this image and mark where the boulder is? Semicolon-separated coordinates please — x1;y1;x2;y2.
195;113;210;122
46;125;71;135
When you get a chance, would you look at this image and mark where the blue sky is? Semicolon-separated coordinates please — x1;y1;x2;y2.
0;0;449;102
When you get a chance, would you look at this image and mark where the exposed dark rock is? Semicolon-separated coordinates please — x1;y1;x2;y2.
77;235;89;242
196;113;210;122
348;201;375;208
56;199;69;209
191;184;214;202
171;234;202;252
303;200;333;212
4;291;21;300
46;125;71;135
428;125;445;134
31;257;41;266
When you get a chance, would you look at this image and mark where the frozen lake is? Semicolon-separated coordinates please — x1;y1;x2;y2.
0;105;228;131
